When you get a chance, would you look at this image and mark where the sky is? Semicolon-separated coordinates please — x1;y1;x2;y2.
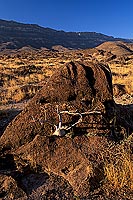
0;0;133;39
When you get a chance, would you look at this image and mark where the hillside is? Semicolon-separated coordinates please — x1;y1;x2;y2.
0;19;132;50
96;41;133;56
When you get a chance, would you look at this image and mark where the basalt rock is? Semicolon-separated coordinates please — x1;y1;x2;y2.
1;60;132;199
0;60;115;150
14;135;108;198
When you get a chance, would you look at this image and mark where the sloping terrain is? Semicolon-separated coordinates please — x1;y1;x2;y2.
96;41;133;56
0;19;131;50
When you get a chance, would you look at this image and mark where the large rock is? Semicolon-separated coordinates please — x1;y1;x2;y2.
0;60;132;199
14;135;108;198
0;60;114;150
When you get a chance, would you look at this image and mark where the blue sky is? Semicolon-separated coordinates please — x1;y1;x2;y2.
0;0;133;38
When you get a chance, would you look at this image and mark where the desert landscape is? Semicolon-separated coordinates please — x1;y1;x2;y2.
0;20;133;200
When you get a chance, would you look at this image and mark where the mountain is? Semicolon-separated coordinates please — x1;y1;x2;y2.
0;19;132;50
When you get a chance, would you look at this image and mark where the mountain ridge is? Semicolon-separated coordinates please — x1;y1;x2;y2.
0;19;132;50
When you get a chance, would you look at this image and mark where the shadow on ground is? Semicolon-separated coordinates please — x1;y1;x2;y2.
0;108;22;136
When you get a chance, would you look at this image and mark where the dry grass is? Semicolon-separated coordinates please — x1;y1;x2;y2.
0;50;72;104
11;88;25;103
110;56;133;95
0;48;133;105
104;152;133;190
103;139;133;193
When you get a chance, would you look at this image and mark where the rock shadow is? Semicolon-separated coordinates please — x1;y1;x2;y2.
0;108;22;136
115;103;133;140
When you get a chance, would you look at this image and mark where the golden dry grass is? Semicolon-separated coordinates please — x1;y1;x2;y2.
104;152;133;190
103;137;133;193
0;49;80;104
106;67;132;99
0;47;133;104
110;59;133;95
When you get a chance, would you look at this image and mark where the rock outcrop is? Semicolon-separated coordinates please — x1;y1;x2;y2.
0;60;115;150
0;60;119;199
0;60;133;199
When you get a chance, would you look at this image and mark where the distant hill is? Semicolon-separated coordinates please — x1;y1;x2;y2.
0;19;132;50
96;41;133;56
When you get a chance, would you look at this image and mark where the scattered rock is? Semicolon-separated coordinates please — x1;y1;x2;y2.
21;172;74;200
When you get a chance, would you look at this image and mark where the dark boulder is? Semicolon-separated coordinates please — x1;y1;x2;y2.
0;60;114;150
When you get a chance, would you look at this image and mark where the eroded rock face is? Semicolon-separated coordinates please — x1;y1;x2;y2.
14;135;108;198
0;60;114;150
